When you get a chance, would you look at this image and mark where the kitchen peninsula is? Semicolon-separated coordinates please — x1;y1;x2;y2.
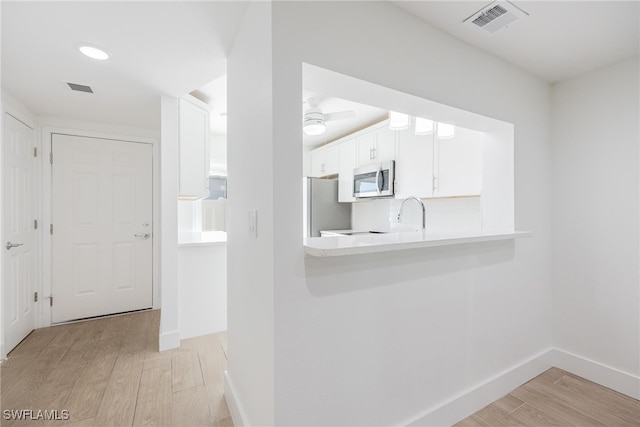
304;229;531;257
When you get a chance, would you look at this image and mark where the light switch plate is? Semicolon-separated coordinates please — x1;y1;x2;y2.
248;210;257;238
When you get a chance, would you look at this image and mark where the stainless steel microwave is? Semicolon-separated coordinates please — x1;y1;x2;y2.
353;160;395;199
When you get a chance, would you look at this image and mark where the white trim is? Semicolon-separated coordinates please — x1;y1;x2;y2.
405;349;553;426
224;370;247;427
40;125;160;328
159;330;181;351
552;348;640;400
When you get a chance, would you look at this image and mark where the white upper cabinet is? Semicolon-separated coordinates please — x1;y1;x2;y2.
395;124;483;199
179;96;211;199
308;119;483;201
356;124;396;166
395;131;434;199
433;126;483;197
311;145;339;177
338;138;357;202
356;131;376;165
373;126;396;163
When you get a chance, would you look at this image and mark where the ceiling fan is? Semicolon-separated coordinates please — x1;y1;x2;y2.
303;97;356;136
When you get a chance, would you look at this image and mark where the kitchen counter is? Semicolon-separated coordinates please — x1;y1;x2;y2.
304;230;531;257
178;231;227;247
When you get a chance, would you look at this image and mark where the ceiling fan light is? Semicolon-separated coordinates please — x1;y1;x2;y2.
415;117;434;135
437;122;456;139
389;111;409;130
303;120;326;136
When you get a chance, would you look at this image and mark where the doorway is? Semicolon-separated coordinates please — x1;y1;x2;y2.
51;134;153;323
2;113;37;352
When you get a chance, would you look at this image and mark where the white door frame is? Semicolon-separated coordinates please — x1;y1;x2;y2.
1;93;40;359
41;126;160;328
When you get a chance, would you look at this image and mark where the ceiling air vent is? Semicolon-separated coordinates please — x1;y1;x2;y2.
464;0;529;33
67;82;93;93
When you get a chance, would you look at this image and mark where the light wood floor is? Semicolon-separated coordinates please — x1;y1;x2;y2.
4;312;639;427
0;310;232;426
455;367;640;427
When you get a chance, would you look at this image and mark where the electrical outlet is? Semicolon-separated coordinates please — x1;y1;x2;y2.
248;210;257;238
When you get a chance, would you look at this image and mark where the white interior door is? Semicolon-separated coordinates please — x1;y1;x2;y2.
51;134;152;323
3;113;36;352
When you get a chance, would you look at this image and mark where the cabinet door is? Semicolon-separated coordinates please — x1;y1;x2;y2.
311;145;339;177
179;98;210;198
434;126;483;197
374;126;396;162
310;150;323;177
338;139;357;202
395;129;434;199
356;132;376;166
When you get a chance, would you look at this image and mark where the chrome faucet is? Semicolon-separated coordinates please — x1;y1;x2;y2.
397;197;426;230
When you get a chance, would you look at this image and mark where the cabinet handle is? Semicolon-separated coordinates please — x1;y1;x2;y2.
372;147;377;160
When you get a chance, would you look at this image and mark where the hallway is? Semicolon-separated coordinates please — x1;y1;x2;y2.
0;310;232;426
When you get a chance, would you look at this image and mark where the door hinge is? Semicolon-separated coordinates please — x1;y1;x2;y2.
33;147;37;157
34;219;38;230
50;224;53;235
49;152;53;164
48;296;53;307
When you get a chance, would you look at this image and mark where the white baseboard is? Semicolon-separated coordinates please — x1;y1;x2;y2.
406;349;554;426
552;348;640;399
225;370;247;427
158;330;180;351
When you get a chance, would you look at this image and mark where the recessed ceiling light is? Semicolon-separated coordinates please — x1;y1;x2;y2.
78;45;110;60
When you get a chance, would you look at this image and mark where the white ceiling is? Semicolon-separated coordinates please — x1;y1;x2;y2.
2;1;637;135
393;0;640;83
1;1;247;129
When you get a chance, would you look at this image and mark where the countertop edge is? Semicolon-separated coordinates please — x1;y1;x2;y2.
178;241;227;247
304;231;532;257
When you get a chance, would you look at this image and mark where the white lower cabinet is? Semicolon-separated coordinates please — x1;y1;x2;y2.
338;138;357;202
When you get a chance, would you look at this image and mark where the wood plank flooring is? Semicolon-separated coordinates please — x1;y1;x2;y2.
0;310;232;426
4;310;639;427
455;367;640;427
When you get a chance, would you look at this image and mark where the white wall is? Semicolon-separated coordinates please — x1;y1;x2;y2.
159;95;180;350
551;57;640;397
266;2;552;426
226;2;275;426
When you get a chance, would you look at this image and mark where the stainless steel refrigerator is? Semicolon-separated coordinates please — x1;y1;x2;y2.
303;177;352;238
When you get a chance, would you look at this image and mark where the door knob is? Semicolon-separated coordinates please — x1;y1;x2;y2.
5;241;24;250
134;232;151;239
